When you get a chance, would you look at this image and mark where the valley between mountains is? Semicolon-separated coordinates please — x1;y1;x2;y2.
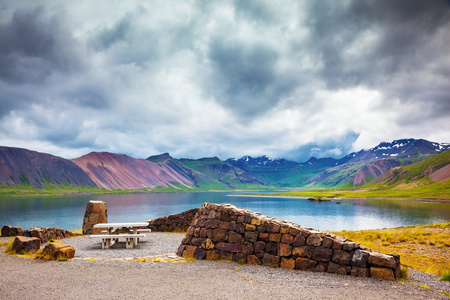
0;138;449;199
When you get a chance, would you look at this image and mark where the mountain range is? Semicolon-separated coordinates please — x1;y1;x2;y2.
0;138;449;193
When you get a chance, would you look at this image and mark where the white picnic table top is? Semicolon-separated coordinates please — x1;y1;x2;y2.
91;222;150;249
93;222;149;228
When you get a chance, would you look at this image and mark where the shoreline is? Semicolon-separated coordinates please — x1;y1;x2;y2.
1;188;448;203
227;193;450;204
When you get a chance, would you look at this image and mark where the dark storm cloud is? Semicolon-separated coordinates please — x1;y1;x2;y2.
63;86;110;109
208;38;280;117
0;6;85;84
233;0;279;24
300;0;450;128
89;14;133;51
308;0;449;88
0;0;448;160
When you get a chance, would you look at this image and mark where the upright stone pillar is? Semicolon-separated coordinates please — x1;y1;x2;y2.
82;200;108;234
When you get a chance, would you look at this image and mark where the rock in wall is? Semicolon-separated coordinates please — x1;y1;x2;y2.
23;227;79;243
1;225;24;237
2;225;80;243
146;208;199;232
177;203;401;281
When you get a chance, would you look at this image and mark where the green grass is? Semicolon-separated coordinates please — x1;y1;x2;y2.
399;266;409;280
439;271;450;281
0;182;157;196
57;257;69;262
263;177;450;200
0;180;276;196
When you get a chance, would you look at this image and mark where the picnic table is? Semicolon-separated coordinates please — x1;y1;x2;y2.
89;222;150;249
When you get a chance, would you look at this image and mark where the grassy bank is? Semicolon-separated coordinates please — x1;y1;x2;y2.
331;223;450;276
0;182;277;197
265;180;450;201
0;183;153;196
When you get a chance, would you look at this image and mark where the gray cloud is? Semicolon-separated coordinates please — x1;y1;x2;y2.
208;38;280;117
0;6;86;84
0;0;449;161
308;0;449;87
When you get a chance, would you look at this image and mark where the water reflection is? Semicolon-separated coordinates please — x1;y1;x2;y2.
0;193;448;231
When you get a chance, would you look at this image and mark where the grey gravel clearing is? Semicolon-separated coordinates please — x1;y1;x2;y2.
1;235;449;300
62;232;186;259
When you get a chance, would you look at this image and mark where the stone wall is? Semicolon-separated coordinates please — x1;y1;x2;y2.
2;225;80;243
177;203;401;281
146;208;199;232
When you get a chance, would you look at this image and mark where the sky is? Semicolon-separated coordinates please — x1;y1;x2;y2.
0;0;449;162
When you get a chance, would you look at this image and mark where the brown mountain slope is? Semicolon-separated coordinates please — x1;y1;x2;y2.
0;146;96;188
352;159;403;185
368;150;450;186
429;164;450;182
71;152;195;190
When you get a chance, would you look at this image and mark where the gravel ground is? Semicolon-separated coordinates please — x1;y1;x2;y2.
61;232;185;259
1;235;449;299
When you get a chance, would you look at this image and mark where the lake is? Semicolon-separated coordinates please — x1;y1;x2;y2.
0;192;449;231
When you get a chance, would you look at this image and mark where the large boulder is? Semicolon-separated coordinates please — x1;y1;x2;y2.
1;225;24;237
82;200;108;234
43;242;75;259
12;236;41;253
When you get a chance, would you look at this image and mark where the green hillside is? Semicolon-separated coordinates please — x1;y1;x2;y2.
365;150;450;189
179;157;266;189
266;150;450;200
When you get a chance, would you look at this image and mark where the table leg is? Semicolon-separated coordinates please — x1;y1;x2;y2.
133;227;138;246
126;238;134;249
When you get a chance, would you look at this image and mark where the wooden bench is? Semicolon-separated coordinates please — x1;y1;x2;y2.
88;233;146;249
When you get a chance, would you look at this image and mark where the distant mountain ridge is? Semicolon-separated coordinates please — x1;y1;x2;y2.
178;156;264;188
0;138;449;192
226;139;450;187
0;146;96;189
72;152;196;190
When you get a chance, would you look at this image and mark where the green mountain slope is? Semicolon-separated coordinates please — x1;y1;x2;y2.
178;157;266;189
227;139;449;188
146;153;232;191
366;149;450;190
268;150;450;200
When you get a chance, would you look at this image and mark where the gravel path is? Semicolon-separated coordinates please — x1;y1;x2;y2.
1;235;449;299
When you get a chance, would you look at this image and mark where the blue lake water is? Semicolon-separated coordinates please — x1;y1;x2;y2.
0;192;449;231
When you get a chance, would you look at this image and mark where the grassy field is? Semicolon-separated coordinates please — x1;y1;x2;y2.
265;179;450;200
331;223;450;276
0;183;156;196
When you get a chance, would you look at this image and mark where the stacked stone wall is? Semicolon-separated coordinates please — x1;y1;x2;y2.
147;208;199;232
177;203;401;281
2;225;80;243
